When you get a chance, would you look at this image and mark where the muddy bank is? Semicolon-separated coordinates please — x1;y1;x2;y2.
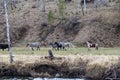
0;55;120;80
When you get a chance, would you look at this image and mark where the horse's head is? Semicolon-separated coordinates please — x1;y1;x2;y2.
54;42;58;45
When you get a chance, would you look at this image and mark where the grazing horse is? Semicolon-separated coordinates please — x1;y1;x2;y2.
59;42;75;48
50;42;75;50
0;43;9;51
86;41;98;51
50;42;65;50
27;42;40;51
54;42;65;50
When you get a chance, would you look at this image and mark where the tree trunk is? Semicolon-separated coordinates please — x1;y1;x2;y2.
55;0;59;6
40;0;45;12
83;0;87;14
3;0;13;63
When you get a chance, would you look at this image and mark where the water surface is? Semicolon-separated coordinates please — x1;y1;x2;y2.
0;77;85;80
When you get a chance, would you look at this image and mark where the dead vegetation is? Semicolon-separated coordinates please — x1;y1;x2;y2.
0;55;120;79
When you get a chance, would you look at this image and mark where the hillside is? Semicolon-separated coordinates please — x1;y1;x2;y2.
0;0;120;47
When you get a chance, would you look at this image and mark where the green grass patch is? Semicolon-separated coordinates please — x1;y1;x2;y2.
0;47;120;55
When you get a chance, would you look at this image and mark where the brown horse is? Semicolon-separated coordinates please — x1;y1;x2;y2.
86;41;98;51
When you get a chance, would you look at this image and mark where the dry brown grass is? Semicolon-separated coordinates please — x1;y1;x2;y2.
0;54;120;79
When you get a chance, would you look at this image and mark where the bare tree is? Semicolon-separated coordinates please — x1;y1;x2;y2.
40;0;45;12
55;0;59;6
3;0;13;63
83;0;87;14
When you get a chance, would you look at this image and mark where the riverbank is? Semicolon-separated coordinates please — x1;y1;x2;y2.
0;55;120;80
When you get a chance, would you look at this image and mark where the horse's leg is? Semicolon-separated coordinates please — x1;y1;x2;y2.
62;46;65;50
32;47;34;51
95;44;98;50
58;46;61;51
88;45;91;51
57;47;59;51
87;42;91;51
95;46;98;50
56;47;58;50
68;45;70;48
60;46;63;50
39;47;40;50
87;45;90;51
55;47;57;51
37;47;40;50
64;47;67;51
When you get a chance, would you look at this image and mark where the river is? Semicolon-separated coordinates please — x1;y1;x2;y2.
0;77;85;80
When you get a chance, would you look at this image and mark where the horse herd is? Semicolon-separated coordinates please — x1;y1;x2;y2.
0;41;98;51
26;41;75;51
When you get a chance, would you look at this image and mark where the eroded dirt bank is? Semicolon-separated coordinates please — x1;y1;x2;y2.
0;55;120;80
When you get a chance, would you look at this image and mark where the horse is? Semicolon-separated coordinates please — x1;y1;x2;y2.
59;42;75;49
26;42;41;51
54;42;64;50
49;42;65;50
86;41;98;51
0;43;9;51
